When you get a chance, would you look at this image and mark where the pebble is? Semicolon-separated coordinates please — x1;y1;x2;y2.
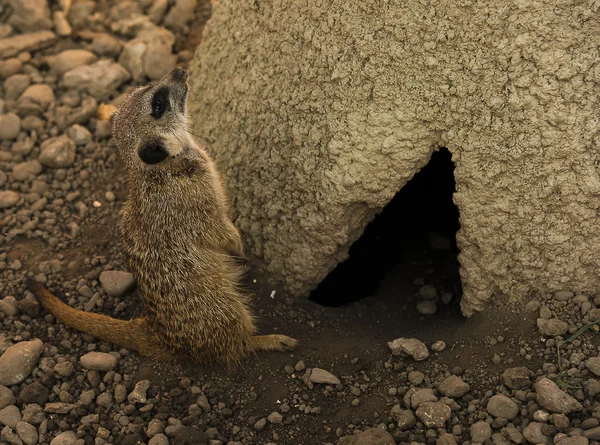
80;352;118;371
67;124;92;146
267;412;283;424
253;418;266;431
338;428;395;445
128;380;151;404
0;191;20;209
0;386;16;410
388;337;429;361
1;425;21;445
54;362;74;377
419;284;437;299
584;427;600;440
19;84;55;110
0;31;56;59
48;49;97;76
390;405;416;430
38;135;76;168
50;430;77;445
537;318;569;336
63;59;131;100
15;422;37;445
99;270;136;297
408;370;424;385
4;74;30;100
522;421;549;444
18;382;48;405
470;421;492;442
0;297;18;316
416;300;437;315
585;357;600;376
486;394;519;420
431;340;446;352
148;433;169;445
438;375;470;398
12;160;42;182
501;367;531;389
415;401;451;428
309;368;341;385
0;339;44;385
534;377;582;414
0;58;22;79
8;0;52;32
0;113;21;139
558;438;589;445
0;405;21;429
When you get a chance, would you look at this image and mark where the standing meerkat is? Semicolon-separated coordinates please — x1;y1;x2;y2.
27;67;298;366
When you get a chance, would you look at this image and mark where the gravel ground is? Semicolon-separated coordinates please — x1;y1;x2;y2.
1;1;600;444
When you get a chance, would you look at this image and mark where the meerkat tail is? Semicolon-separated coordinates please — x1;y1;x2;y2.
26;278;155;355
248;334;299;352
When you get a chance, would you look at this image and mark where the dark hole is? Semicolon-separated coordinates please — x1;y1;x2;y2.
309;147;461;307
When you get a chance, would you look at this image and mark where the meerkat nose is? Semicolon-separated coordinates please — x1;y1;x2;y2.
172;67;187;80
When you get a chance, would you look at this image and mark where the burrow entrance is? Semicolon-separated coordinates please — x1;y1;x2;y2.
309;148;461;307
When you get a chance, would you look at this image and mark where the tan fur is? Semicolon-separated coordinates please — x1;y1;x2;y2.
27;68;298;367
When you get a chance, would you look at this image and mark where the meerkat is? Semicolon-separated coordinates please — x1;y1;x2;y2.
27;67;298;366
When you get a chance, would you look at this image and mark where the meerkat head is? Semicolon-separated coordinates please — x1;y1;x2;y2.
111;68;198;171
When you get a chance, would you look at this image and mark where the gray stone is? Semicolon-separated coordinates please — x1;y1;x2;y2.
19;84;55;110
163;0;197;31
537;318;569;337
0;386;15;410
534;377;582;414
80;352;117;372
128;380;151;404
486;394;519;420
0;297;18;317
267;411;282;424
416;300;437;315
501;367;531;389
20;405;44;425
48;50;97;76
148;434;169;445
557;437;589;445
0;31;56;59
44;403;76;414
4;74;30;100
586;357;600;377
309;368;340;385
50;430;77;445
18;382;48;405
0;339;44;386
409;388;438;409
522;421;551;445
470;421;492;443
253;418;266;431
12;160;42;182
1;426;22;445
63;60;130;100
66;124;92;146
415;402;451;428
0;113;21;140
437;434;457;445
438;375;470;398
584;427;600;440
15;422;37;445
53;362;74;377
390;405;416;430
388;337;429;361
8;0;52;32
337;428;395;445
99;271;135;297
39;136;76;168
90;34;123;58
0;191;19;209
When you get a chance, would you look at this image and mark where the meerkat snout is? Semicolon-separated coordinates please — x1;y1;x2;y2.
138;138;170;164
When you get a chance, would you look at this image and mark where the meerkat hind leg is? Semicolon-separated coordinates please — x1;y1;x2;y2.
249;334;298;352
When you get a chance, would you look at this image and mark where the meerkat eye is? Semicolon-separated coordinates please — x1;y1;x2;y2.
150;87;170;119
139;141;169;164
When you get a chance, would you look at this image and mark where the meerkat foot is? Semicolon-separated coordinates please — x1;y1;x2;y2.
249;334;299;352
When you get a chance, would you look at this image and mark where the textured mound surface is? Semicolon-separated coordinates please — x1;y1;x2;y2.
188;0;600;314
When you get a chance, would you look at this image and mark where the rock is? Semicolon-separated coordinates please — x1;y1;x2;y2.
0;191;19;209
309;368;341;385
20;405;43;425
128;380;151;404
44;403;77;414
12;160;42;182
50;430;77;445
390;405;416;430
486;394;519;420
19;84;55;110
4;74;30;100
53;362;74;377
8;0;52;32
0;386;15;410
63;60;130;100
415;402;451;428
53;11;72;36
172;426;207;444
0;339;44;385
38;136;76;168
388;337;429;361
557;437;589;445
537;318;569;337
522;421;551;445
67;0;95;27
66;124;92;146
438;375;470;398
0;59;22;79
163;0;197;31
15;422;37;445
554;290;574;301
267;411;282;424
48;49;97;76
409;388;438;408
437;434;457;445
584;427;600;440
337;428;395;445
416;300;437;315
502;367;531;389
18;382;48;405
408;370;425;385
253;418;266;431
534;377;582;414
0;426;22;445
431;340;446;352
80;352;117;371
99;271;135;297
0;31;56;59
586;357;600;376
0;405;21;429
90;34;123;58
0;297;18;316
0;113;21;140
149;434;169;445
470;421;492;442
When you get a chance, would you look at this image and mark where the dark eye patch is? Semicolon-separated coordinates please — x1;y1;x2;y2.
139;141;169;164
151;87;170;119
